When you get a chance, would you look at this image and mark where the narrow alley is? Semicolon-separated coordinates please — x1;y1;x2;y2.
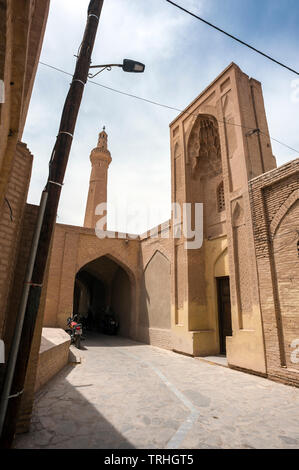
15;334;299;449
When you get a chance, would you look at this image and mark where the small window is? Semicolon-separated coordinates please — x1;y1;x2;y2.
217;181;225;212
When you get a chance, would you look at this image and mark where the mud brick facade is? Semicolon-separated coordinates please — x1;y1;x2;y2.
1;20;299;440
0;144;33;342
42;63;299;390
0;0;50;436
249;159;299;386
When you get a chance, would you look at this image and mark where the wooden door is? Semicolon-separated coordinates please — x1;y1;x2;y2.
217;277;232;354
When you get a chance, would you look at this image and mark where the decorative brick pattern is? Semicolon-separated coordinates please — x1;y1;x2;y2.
249;159;299;386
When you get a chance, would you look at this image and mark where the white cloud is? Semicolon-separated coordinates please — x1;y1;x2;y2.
24;0;299;234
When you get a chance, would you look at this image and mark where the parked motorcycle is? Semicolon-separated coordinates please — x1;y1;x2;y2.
65;314;83;349
101;314;119;335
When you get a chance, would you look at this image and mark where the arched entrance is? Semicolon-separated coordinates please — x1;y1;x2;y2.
73;255;132;337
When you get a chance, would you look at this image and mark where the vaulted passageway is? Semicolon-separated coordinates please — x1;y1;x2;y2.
73;255;132;337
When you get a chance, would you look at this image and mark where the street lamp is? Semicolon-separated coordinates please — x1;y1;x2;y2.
88;58;145;78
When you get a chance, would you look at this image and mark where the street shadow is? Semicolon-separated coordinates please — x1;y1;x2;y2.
13;362;135;449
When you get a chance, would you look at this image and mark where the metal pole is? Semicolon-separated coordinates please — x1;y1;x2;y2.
0;0;104;447
0;190;48;435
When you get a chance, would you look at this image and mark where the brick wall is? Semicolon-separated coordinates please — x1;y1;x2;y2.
14;203;54;433
17;327;71;434
0;197;56;433
249;158;299;387
34;328;70;392
0;0;49;206
0;143;33;345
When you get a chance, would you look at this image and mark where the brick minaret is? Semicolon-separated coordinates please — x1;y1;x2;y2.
84;127;112;228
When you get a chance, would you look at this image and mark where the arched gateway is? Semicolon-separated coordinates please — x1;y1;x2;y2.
74;255;132;337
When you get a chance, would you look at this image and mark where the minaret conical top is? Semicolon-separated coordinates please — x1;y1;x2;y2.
97;126;108;150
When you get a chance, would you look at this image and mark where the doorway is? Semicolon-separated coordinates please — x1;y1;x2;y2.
73;256;132;337
217;276;232;354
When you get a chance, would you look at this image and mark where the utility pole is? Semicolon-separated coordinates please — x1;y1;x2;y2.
0;0;104;448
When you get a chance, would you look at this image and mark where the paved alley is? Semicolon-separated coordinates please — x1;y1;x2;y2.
14;334;299;449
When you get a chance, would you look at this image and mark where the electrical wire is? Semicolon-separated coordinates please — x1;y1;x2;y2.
39;61;299;155
39;61;181;111
165;0;299;77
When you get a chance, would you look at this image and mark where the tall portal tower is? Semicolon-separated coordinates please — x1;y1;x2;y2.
84;127;112;229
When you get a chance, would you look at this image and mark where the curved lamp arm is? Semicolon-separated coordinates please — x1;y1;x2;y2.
88;59;145;78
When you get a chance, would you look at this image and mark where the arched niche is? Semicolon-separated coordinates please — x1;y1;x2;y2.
187;114;224;236
187;114;222;179
270;189;299;238
140;250;171;330
273;199;299;370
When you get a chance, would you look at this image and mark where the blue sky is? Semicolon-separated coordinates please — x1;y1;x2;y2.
24;0;299;232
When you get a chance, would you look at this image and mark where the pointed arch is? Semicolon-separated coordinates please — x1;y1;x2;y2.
270;189;299;238
187;113;222;179
185;106;218;153
232;200;244;228
74;253;135;338
77;252;136;286
144;249;170;272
